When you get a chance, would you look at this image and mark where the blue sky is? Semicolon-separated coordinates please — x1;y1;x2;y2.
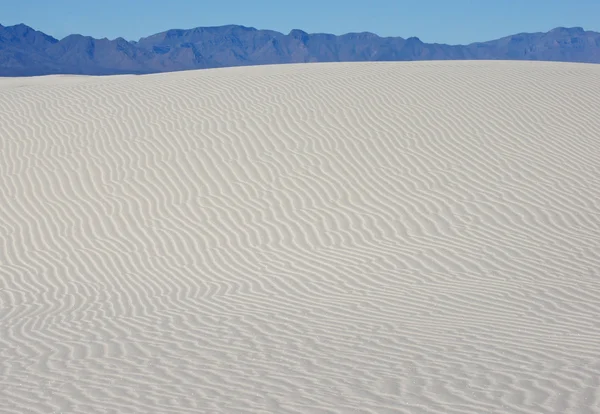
2;0;599;44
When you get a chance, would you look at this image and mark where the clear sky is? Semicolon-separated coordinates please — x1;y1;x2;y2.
2;0;599;45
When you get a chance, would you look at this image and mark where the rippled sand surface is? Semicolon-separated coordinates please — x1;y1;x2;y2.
1;61;600;413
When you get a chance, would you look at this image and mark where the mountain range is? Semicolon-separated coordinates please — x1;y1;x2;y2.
1;23;599;76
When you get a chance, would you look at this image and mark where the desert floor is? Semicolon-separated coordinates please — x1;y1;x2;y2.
1;61;600;413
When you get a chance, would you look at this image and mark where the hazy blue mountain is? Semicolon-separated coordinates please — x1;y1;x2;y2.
1;23;599;76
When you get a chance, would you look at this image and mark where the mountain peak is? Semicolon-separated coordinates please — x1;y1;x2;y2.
406;36;423;43
549;26;585;34
289;29;308;36
8;23;32;31
289;29;309;42
0;23;58;46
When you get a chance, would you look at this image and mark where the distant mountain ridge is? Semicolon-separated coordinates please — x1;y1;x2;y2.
1;23;599;76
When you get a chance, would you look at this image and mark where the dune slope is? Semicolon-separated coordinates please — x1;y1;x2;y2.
1;61;600;413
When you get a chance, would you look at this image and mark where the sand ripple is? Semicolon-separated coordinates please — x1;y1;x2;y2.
1;61;600;413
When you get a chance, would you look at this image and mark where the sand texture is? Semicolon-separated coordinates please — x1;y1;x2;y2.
1;61;600;413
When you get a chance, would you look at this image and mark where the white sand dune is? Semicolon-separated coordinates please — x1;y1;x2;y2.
1;61;600;413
